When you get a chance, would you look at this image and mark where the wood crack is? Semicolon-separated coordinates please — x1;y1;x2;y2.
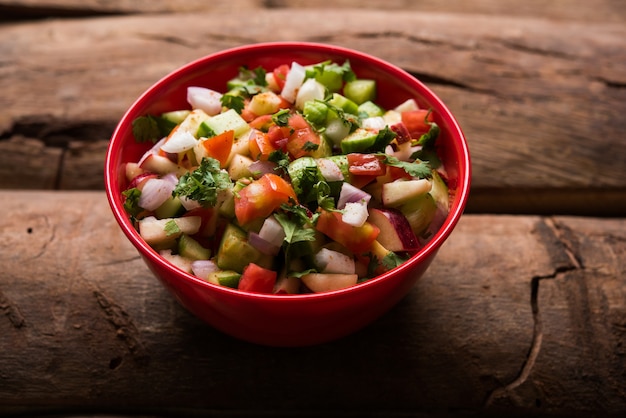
93;289;150;367
0;289;26;328
484;217;584;407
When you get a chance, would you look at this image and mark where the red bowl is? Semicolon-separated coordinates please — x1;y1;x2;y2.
104;42;471;346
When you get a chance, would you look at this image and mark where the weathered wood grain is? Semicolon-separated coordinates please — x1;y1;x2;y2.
0;191;624;416
1;10;625;216
1;0;624;22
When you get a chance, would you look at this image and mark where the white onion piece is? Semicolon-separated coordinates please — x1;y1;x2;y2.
316;158;344;182
361;116;386;131
160;130;197;153
187;86;223;115
258;216;286;248
179;195;201;211
280;62;306;103
385;141;414;162
248;232;281;256
337;182;371;209
248;160;278;178
191;259;220;280
341;201;369;227
295;78;326;110
314;248;356;274
138;177;176;211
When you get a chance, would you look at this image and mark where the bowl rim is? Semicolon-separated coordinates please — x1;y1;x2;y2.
105;41;471;302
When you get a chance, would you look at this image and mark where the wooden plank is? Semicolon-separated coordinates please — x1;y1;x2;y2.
1;0;624;22
0;191;624;416
0;10;625;215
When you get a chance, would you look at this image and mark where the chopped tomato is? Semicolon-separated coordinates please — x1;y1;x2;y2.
249;114;274;131
387;165;413;181
272;64;290;91
315;209;380;254
234;173;297;225
267;125;290;150
347;153;386;176
401;109;434;139
248;129;277;161
285;113;321;159
200;130;233;167
238;263;277;293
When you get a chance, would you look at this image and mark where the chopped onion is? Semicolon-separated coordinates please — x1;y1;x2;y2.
361;116;386;131
248;231;281;256
179;195;201;211
314;248;356;274
295;78;326;110
248;160;278;178
138;177;176;211
316;158;344;182
160;130;197;153
187;86;223;115
191;259;220;280
258;216;286;248
280;62;306;103
337;182;371;209
341;201;369;227
385;141;414;162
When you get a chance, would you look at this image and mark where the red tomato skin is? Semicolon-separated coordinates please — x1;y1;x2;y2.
249;115;274;131
347;153;386;176
401;109;434;138
201;130;234;168
234;174;297;225
315;210;380;254
284;114;321;159
238;263;277;293
272;64;290;91
248;130;277;161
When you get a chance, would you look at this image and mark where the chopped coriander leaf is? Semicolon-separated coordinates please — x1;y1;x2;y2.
279;203;317;227
288;268;318;279
237;66;268;86
164;220;181;237
268;150;290;175
382;251;407;270
417;121;440;147
411;148;442;169
381;154;432;179
274;212;317;244
122;188;142;216
302;141;319;151
131;115;163;143
370;126;397;152
220;94;245;114
272;109;291;127
314;181;336;211
173;157;232;207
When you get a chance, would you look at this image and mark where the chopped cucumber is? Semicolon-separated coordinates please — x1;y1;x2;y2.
328;93;359;115
204;109;250;138
216;223;272;273
178;234;211;260
343;79;376;105
358;101;384;118
207;270;241;288
340;128;379;154
162;110;191;125
154;196;185;219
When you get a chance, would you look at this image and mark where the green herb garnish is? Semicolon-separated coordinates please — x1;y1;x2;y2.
173;157;232;207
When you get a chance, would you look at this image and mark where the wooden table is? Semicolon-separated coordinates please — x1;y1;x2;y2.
1;1;625;417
